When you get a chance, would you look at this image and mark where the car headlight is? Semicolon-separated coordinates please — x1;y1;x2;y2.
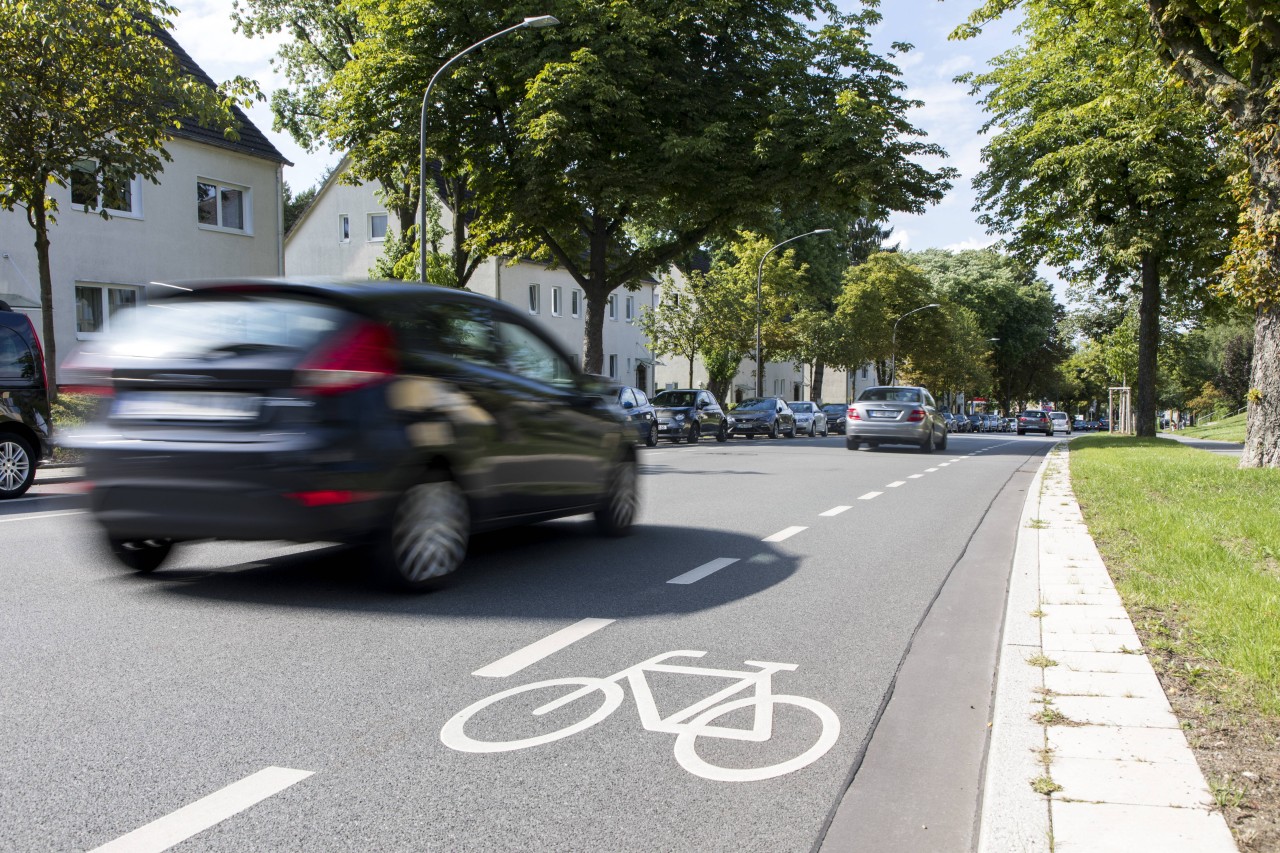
673;414;685;422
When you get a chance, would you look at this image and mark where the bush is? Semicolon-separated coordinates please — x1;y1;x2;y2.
50;392;99;428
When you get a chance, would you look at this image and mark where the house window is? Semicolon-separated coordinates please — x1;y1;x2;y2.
551;286;562;316
339;215;350;242
608;354;618;379
75;284;139;336
197;179;250;232
671;293;681;308
571;290;581;318
861;365;869;379
528;283;540;314
368;213;388;241
608;295;617;321
625;295;634;322
71;161;141;217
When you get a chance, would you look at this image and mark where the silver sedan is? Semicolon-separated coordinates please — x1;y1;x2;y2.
845;385;948;453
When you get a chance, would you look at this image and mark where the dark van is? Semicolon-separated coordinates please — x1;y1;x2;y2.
0;301;51;498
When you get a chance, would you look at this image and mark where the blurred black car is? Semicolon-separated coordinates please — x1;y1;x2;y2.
967;413;983;432
615;385;657;447
62;280;638;589
820;403;847;435
728;397;796;439
650;388;729;443
0;301;51;499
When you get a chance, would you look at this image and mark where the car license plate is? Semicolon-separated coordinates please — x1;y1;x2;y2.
112;391;260;421
869;410;897;419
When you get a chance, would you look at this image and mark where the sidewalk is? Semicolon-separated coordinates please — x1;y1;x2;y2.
979;442;1237;852
1157;432;1244;456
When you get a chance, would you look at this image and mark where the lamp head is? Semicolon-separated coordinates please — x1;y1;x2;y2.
523;15;560;28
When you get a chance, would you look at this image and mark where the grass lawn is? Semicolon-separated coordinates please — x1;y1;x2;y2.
1171;412;1247;443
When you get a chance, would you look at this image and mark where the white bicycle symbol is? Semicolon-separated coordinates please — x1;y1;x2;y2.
439;650;840;782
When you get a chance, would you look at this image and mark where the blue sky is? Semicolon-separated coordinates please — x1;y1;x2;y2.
171;0;1022;255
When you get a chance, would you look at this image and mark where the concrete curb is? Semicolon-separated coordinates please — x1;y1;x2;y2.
979;442;1237;853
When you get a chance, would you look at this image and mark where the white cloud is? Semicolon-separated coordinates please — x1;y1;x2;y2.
943;236;999;252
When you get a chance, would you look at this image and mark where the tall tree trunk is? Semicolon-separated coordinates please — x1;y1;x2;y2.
1243;305;1280;467
1135;251;1161;437
811;361;825;401
688;356;694;389
581;283;608;375
29;187;58;400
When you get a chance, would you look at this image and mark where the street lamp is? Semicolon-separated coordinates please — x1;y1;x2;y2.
419;16;560;283
889;302;941;386
754;229;832;396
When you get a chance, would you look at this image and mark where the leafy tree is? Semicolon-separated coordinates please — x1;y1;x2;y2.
0;0;244;393
637;277;711;390
958;0;1235;437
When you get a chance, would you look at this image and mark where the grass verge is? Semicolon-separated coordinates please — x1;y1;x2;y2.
1170;412;1247;443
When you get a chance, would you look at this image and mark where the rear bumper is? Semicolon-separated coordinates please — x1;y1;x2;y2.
846;425;929;446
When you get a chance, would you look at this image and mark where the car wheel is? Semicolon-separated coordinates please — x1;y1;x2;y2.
644;423;658;447
938;428;948;451
822;424;829;437
920;430;935;453
595;456;637;537
786;424;796;438
687;423;700;444
381;478;469;591
716;422;728;443
768;422;779;439
108;537;174;573
808;423;816;437
0;434;37;500
1017;429;1024;435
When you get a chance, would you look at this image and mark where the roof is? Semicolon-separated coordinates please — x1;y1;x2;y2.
153;27;290;166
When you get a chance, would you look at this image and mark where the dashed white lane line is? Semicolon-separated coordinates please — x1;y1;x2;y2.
474;618;615;678
668;558;740;584
925;467;939;472
763;526;808;542
89;766;314;853
886;481;906;488
908;474;924;479
0;510;85;524
938;462;951;467
819;506;852;517
857;491;882;500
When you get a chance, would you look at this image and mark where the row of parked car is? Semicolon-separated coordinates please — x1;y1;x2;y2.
612;386;850;445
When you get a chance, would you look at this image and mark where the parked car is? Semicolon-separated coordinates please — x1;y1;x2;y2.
967;413;983;433
846;385;947;452
1016;409;1054;436
650;388;730;443
61;279;638;589
820;403;847;434
615;385;657;446
728;397;796;439
0;301;51;499
1049;411;1073;434
788;401;829;437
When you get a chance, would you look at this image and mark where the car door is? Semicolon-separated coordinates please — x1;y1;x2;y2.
493;316;608;514
696;391;724;434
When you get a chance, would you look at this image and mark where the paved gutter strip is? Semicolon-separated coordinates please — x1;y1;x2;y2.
978;443;1236;853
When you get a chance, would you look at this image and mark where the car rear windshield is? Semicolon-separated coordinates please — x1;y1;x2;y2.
92;295;347;360
1020;411;1045;417
652;391;697;407
858;388;921;403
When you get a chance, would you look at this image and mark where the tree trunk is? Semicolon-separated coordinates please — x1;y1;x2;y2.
811;361;825;401
688;356;694;389
1242;305;1280;467
30;187;58;400
1135;251;1161;437
581;284;608;376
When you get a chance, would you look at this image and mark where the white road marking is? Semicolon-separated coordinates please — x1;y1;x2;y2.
474;618;615;678
938;462;951;467
0;510;85;524
925;467;939;472
908;474;924;479
886;481;906;488
857;491;882;500
949;458;962;462
763;526;807;542
819;506;852;517
668;558;740;585
89;766;314;853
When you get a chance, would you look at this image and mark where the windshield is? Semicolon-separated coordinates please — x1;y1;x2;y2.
790;402;814;413
734;398;776;411
651;391;697;408
858;387;922;403
821;405;844;414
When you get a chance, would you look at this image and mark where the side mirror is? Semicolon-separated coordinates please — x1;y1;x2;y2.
698;400;709;409
622;400;635;410
777;406;784;414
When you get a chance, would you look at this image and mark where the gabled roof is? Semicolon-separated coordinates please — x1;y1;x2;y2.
153;27;290;166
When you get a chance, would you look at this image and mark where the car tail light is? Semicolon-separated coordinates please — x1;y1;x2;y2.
907;408;926;422
284;490;382;507
295;321;397;395
848;406;860;420
59;348;114;397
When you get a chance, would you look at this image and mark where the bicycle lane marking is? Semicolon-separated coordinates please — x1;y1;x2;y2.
668;558;740;585
88;767;314;853
473;618;616;678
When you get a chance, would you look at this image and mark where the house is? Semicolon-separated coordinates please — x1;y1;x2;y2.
0;29;289;370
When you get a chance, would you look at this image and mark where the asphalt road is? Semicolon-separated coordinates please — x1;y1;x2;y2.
1;431;1055;852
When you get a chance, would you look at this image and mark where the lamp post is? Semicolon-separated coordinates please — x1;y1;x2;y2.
888;302;940;386
419;16;560;283
754;229;832;396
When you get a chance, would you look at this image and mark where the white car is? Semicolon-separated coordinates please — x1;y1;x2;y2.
787;401;829;437
1049;411;1073;434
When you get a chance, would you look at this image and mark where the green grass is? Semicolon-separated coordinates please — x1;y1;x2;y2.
1071;436;1280;716
1171;413;1247;443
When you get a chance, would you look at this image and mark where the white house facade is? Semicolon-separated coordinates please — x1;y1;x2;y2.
0;30;288;372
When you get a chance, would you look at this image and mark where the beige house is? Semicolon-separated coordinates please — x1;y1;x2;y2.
0;30;289;371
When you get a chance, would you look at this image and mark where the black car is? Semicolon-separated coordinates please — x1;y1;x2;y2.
0;301;51;499
62;280;638;589
820;403;847;435
728;397;796;439
615;385;657;447
650;388;730;443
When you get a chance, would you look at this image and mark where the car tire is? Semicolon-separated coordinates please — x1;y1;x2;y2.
822;424;829;437
807;423;816;437
0;433;37;500
920;430;935;453
1017;429;1025;435
687;424;700;444
644;424;658;447
786;425;796;438
380;477;469;591
595;456;637;537
768;422;779;439
938;428;948;451
108;537;174;573
716;422;728;443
